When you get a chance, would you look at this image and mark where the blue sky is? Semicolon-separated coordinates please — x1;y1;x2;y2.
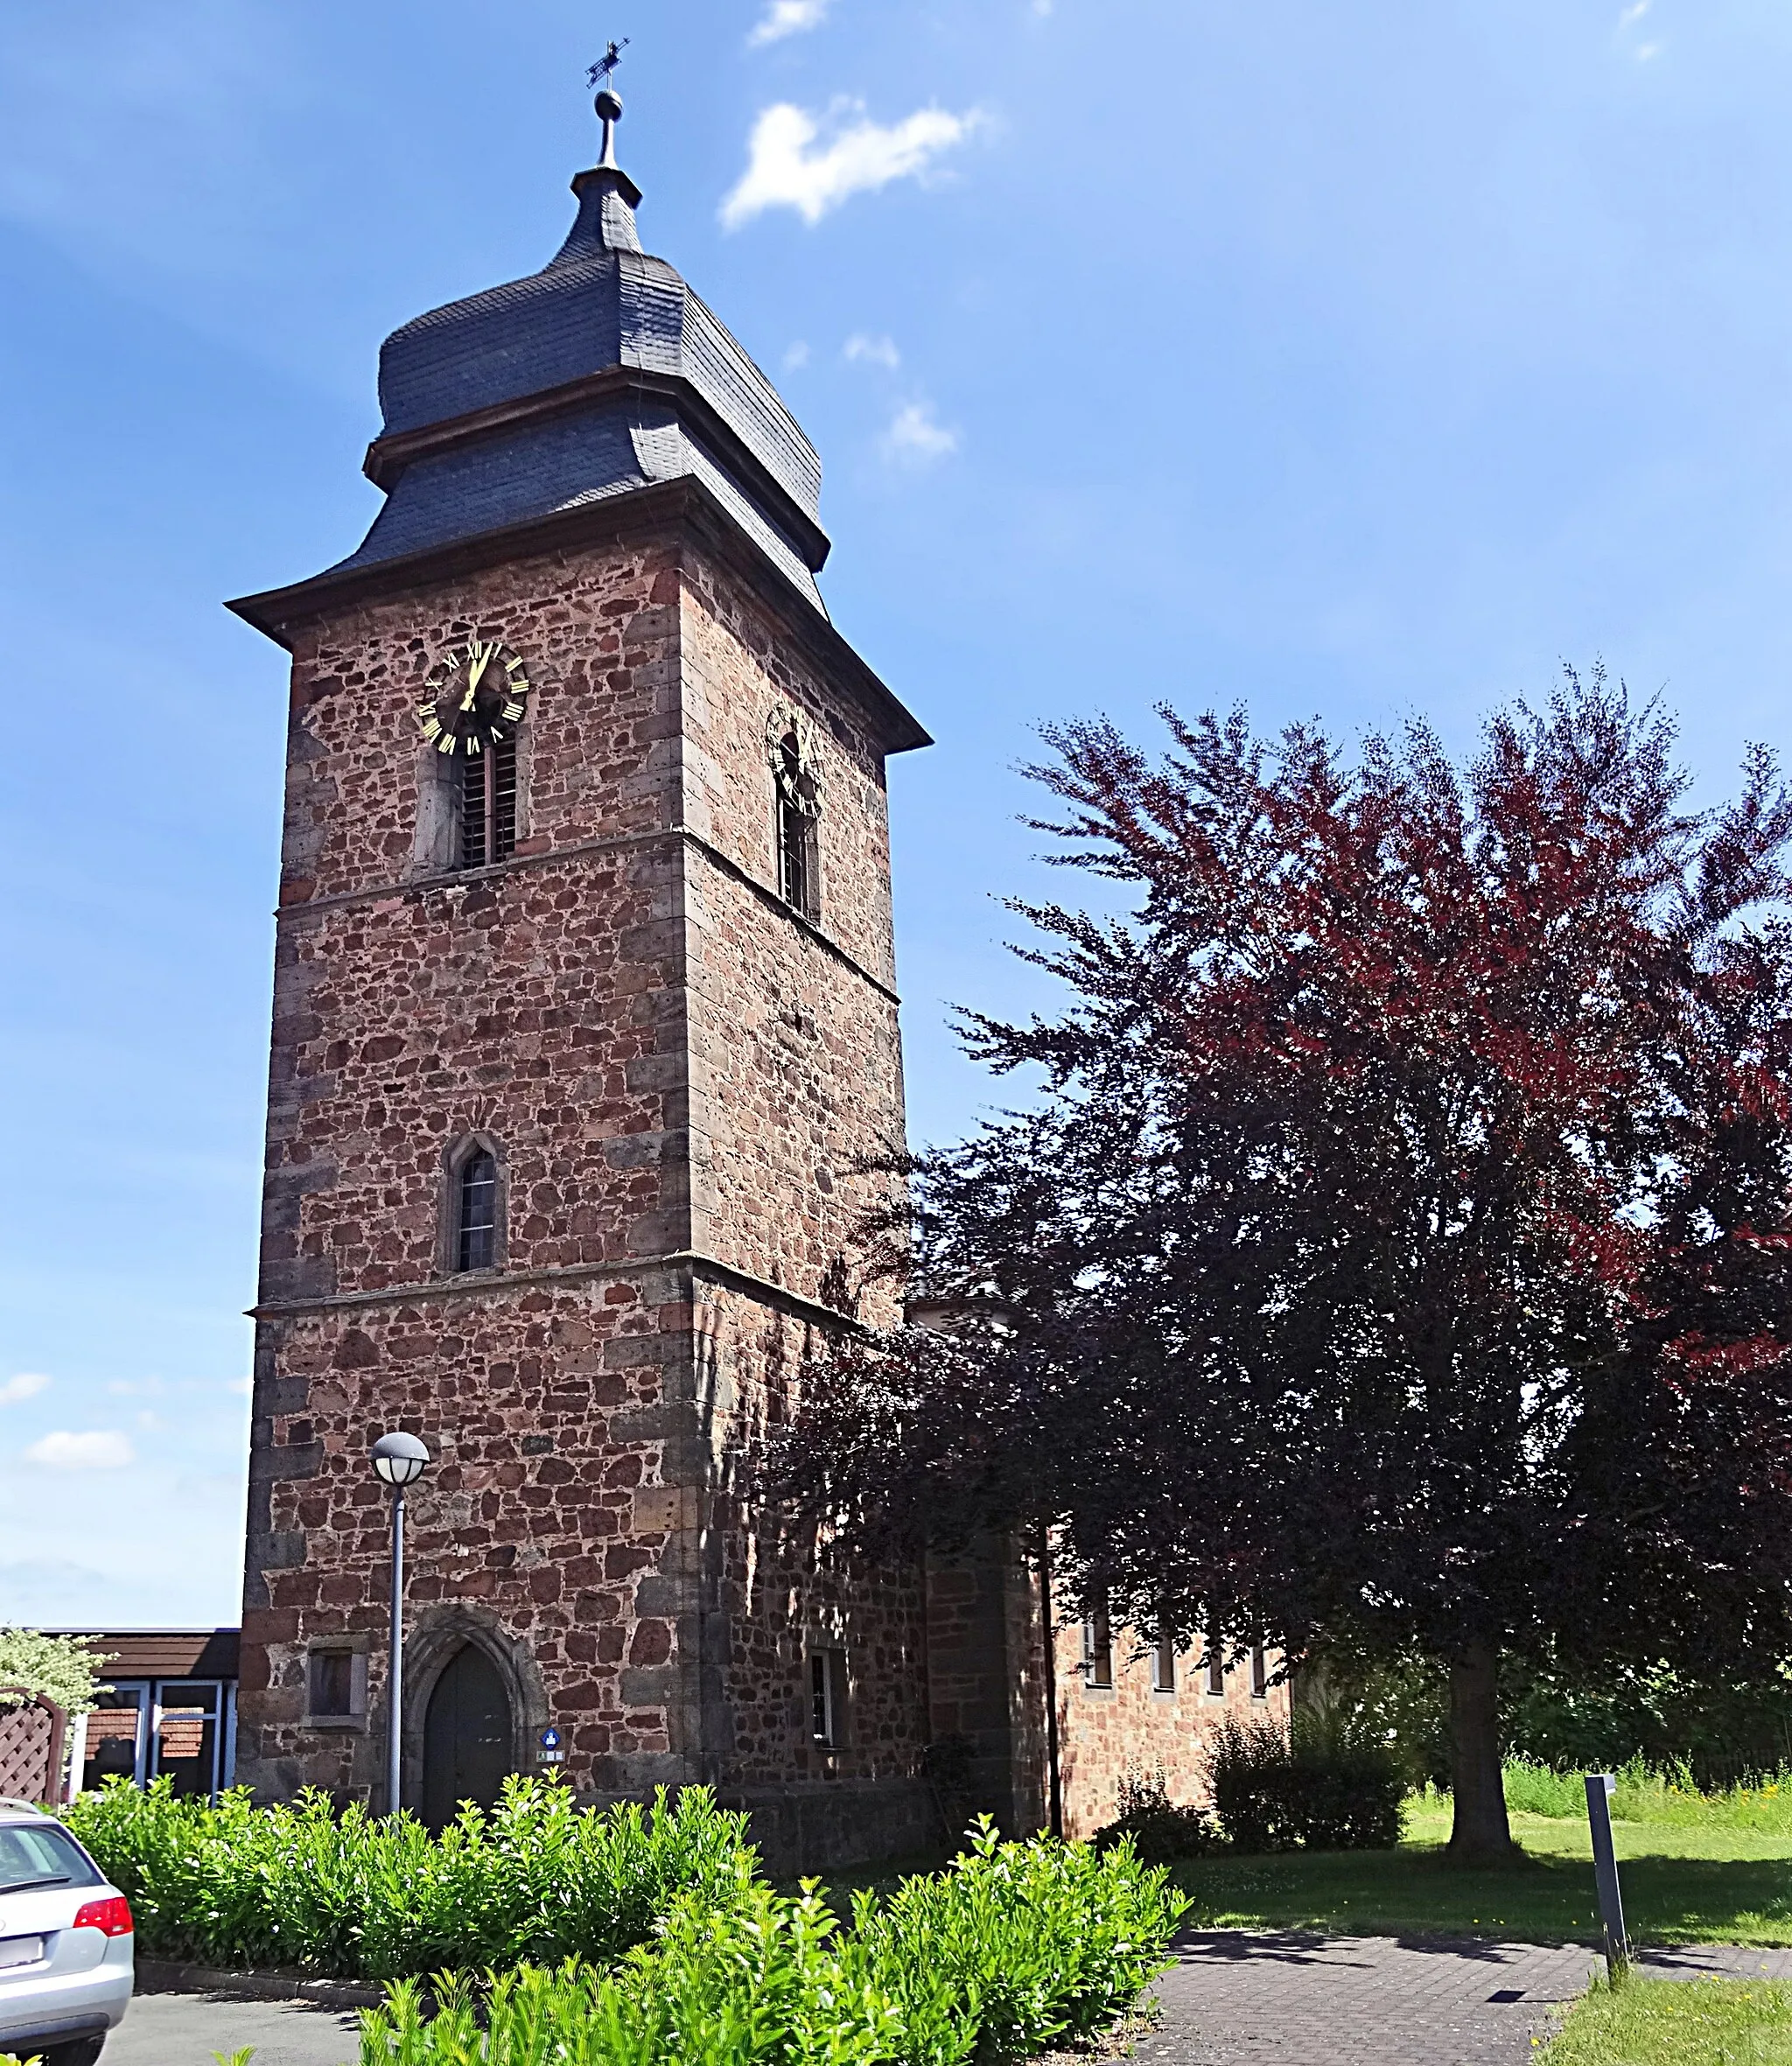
4;0;1792;1626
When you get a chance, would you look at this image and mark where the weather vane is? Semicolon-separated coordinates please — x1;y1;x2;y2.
587;39;628;91
586;37;630;167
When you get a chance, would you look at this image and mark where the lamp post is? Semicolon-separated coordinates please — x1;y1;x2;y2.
370;1432;430;1817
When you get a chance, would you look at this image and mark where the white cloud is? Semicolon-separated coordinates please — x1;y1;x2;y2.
226;1377;254;1397
782;340;812;370
1618;2;1661;56
721;100;983;228
24;1430;135;1470
749;0;830;46
0;1373;49;1407
880;401;959;466
844;333;901;369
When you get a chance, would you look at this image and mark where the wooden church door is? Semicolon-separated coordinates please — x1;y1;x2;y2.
421;1644;513;1829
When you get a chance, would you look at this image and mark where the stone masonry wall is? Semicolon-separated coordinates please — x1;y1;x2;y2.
677;548;906;1316
693;1279;929;1775
243;1269;694;1803
666;550;932;1864
1054;1619;1292;1840
679;550;897;991
240;514;930;1863
262;536;688;1315
273;537;681;914
923;1537;1050;1839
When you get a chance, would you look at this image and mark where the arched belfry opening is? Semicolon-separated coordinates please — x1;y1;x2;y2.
422;1643;514;1830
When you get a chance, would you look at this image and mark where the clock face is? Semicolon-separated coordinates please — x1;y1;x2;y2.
416;639;530;757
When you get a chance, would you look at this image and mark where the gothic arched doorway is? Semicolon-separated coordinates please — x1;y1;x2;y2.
421;1643;514;1830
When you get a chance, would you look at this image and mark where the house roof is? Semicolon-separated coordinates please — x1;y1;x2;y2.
43;1630;241;1680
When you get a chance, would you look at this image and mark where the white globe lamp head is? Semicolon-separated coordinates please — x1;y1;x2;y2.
371;1431;430;1488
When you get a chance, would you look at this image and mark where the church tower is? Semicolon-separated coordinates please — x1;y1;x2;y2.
228;79;941;1865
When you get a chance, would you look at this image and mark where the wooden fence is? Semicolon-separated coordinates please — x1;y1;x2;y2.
0;1690;68;1805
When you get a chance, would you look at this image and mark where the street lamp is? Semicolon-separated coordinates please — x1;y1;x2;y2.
370;1431;430;1816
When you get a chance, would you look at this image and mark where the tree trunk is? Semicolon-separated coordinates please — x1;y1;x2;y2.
1446;1637;1517;1863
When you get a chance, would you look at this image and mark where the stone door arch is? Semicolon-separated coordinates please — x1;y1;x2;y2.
399;1603;550;1820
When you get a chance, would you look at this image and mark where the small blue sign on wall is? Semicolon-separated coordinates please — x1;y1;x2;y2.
539;1726;564;1766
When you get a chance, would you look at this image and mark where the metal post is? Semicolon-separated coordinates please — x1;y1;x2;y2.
388;1487;406;1817
1584;1772;1628;1977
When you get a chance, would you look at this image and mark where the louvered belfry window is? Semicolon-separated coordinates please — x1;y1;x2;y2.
773;725;820;920
458;1150;498;1271
460;739;518;870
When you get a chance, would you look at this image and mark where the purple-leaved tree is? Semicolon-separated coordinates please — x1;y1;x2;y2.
771;672;1792;1860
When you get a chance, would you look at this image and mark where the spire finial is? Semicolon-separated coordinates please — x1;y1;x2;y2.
586;39;630;169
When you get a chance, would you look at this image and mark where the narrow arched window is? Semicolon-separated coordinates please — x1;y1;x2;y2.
460;738;517;870
457;1150;498;1271
771;720;820;920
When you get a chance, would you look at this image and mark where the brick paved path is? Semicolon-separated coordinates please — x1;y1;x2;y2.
1135;1933;1792;2063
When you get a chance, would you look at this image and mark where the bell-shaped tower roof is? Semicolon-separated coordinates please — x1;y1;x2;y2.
334;84;830;609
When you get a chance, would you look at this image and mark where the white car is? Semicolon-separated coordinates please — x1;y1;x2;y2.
0;1800;132;2066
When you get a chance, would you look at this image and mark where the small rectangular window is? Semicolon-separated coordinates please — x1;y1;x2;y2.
310;1650;354;1719
458;1151;499;1271
1205;1634;1226;1698
491;739;518;861
82;1687;146;1793
772;724;820;921
778;795;817;918
153;1680;221;1795
1250;1642;1269;1700
1082;1609;1113;1690
1152;1635;1177;1694
809;1649;844;1747
461;739;517;870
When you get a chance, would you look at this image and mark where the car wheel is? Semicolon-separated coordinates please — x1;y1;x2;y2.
41;2040;106;2066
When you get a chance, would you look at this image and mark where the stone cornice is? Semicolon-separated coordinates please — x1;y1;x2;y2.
274;825;902;1007
249;1248;862;1334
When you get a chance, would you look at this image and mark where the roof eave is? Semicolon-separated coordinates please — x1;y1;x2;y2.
225;475;933;755
361;363;832;575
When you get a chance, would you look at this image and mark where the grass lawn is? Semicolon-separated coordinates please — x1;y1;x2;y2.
1547;1978;1792;2063
1171;1801;1792;1947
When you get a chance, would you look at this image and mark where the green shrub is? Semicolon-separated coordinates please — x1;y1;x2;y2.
356;1821;1188;2065
1208;1713;1404;1852
859;1819;1186;2057
0;1627;113;1715
63;1775;757;1980
1092;1768;1223;1863
364;1891;906;2066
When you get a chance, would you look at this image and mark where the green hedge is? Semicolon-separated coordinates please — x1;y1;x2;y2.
1208;1714;1404;1852
64;1778;1186;2063
362;1823;1186;2065
63;1775;755;1979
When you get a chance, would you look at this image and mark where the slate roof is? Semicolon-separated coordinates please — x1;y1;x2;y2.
333;156;831;612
